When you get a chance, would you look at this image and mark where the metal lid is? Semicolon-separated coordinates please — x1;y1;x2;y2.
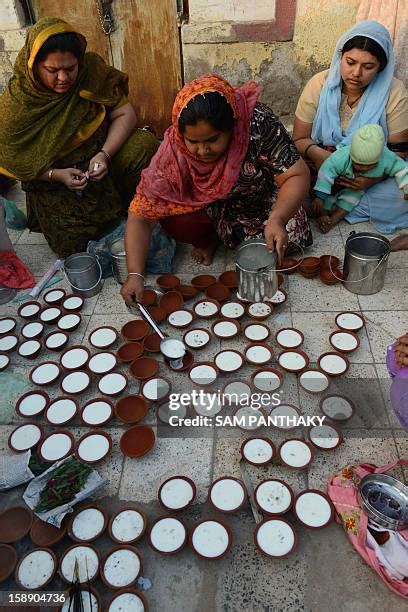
235;239;277;272
359;474;408;530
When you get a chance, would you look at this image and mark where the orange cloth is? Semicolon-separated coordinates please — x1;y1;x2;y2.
129;74;260;219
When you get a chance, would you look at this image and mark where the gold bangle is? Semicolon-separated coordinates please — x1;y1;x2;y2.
48;168;54;183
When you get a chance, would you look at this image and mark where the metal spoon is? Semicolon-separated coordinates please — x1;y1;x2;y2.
136;302;186;369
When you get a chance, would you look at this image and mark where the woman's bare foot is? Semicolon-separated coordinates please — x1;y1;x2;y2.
390;235;408;251
318;215;332;233
192;237;219;265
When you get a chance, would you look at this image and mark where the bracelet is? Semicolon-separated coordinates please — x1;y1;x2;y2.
48;168;54;183
304;142;318;159
128;272;145;280
100;149;111;164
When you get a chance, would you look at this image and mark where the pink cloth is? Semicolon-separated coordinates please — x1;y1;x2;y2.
327;459;408;598
134;74;260;216
0;251;35;288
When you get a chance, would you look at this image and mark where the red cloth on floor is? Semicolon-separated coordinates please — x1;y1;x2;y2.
0;251;35;288
160;209;216;248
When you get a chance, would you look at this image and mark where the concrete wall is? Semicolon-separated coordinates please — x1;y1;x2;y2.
0;1;27;94
182;0;361;124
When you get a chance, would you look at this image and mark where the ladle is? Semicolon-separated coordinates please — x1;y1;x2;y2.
135;302;186;369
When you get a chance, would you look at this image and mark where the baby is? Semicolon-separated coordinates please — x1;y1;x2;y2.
312;124;408;233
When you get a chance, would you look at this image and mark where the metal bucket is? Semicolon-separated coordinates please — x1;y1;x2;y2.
109;237;128;285
342;232;390;295
235;239;279;302
64;252;102;299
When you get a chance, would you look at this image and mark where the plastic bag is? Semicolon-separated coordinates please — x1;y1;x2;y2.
3;198;27;230
0;451;34;490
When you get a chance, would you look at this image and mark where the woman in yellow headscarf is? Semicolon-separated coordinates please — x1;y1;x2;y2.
0;17;158;258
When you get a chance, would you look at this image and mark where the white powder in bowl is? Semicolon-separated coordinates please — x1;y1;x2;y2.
256;519;295;557
255;481;292;514
17;550;55;589
40;433;72;461
90;327;117;348
111;510;145;542
280;440;311;468
319;354;347;375
213;321;238;338
295;492;332;527
243;438;273;464
210;479;245;512
220;302;245;318
61;546;99;582
278;351;306;371
160;478;194;509
244;324;269;341
108;592;145;612
194;301;218;317
18;392;47;416
192;521;230;558
72;508;105;541
150;517;186;553
10;424;41;450
103;549;140;587
336;312;363;331
309;424;340;449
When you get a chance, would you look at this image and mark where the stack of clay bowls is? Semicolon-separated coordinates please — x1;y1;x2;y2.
299;257;320;279
319;255;342;285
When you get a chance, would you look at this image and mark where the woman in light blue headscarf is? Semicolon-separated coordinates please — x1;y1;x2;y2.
293;20;408;235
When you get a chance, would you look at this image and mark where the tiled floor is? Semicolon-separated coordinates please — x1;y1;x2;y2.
0;188;407;611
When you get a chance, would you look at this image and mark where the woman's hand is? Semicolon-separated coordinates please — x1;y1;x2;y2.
264;217;288;262
335;175;383;190
120;275;145;306
52;168;88;191
394;333;408;367
87;152;109;181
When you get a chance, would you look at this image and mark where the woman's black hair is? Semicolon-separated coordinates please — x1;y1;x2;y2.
36;32;83;63
178;91;234;133
342;36;387;71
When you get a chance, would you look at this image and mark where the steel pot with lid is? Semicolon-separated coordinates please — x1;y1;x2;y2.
358;473;408;531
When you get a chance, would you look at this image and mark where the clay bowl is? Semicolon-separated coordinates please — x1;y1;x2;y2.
43;288;66;305
30;518;67;548
144;332;162;352
211;318;241;340
329;330;360;354
43;330;69;352
299;269;319;279
218;270;238;289
39;305;62;325
246;302;273;321
115;395;148;424
75;431;112;464
178;284;199;300
106;589;148;612
100;545;143;590
0;506;33;543
58;587;101;612
320;255;341;270
129;356;159;380
206;282;230;302
108;507;147;544
0;353;10;372
0;543;17;582
165;349;194;372
120;425;156;457
117;341;144;363
18;300;41;320
147;305;167;323
67;504;109;543
159;290;184;314
277;258;299;274
15;548;57;590
157;274;180;291
62;294;84;312
0;333;19;353
59;543;100;584
0;316;17;336
244;343;274;366
320;268;342;285
142;289;157;306
191;274;217;289
299;257;320;272
193;298;221;319
17;339;42;360
121;320;150;342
